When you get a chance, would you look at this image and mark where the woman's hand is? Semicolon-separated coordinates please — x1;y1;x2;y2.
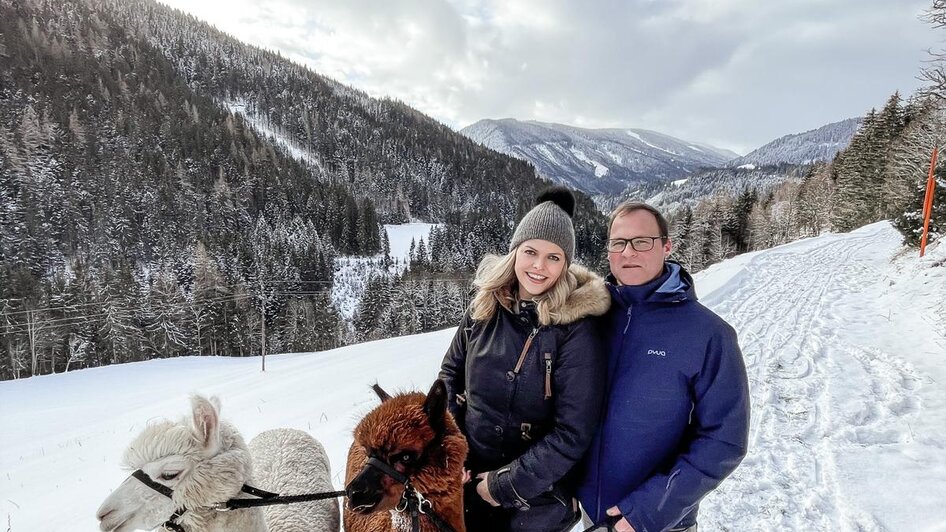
462;468;472;484
475;473;500;507
607;506;636;532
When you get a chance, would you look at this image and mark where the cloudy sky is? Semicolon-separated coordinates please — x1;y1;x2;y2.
159;0;937;154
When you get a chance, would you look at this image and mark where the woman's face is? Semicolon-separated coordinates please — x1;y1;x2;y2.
514;239;567;299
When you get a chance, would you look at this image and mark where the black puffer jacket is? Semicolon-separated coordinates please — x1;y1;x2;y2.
439;259;610;510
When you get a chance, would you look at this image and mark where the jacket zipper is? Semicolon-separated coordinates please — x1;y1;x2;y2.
544;352;552;399
513;327;539;374
598;304;634;520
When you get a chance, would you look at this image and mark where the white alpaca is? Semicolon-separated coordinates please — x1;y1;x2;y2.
96;396;340;532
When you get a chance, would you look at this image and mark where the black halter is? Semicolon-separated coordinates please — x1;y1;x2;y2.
131;455;456;532
358;456;457;532
130;469;346;532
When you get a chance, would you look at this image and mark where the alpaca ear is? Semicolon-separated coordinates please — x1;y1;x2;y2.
190;395;221;454
423;379;447;435
372;383;392;403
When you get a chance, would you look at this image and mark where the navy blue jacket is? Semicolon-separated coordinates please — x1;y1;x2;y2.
578;262;750;532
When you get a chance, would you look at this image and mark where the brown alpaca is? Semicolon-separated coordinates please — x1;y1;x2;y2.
344;379;468;532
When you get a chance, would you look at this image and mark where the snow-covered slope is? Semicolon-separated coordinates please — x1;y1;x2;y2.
732;117;862;167
332;223;436;319
460;119;738;197
2;223;945;531
225;99;324;173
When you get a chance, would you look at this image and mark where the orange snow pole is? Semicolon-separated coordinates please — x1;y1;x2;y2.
920;146;938;258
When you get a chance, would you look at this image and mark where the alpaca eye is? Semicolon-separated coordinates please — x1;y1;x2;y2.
160;471;181;481
397;452;416;464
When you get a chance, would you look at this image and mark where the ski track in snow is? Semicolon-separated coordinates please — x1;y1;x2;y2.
701;223;934;531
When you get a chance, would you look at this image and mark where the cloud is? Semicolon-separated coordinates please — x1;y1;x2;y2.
157;0;936;153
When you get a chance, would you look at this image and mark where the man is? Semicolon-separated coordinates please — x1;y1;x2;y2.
578;202;750;532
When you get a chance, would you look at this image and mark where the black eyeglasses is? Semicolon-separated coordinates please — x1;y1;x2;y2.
606;237;666;253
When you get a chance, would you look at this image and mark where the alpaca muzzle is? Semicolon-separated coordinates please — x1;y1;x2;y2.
345;457;393;513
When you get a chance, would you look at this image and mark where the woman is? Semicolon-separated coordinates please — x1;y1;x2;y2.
439;187;610;531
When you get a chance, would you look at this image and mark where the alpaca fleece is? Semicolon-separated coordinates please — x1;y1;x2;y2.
344;391;468;532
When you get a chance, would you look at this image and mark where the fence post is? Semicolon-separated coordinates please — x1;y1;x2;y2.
920;146;939;258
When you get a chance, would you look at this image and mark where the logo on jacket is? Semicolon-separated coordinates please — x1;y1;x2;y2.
647;349;667;357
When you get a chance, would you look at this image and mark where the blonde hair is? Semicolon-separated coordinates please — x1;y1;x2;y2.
469;250;578;326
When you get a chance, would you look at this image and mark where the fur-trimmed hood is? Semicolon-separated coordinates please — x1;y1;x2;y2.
552;263;611;324
476;255;611;326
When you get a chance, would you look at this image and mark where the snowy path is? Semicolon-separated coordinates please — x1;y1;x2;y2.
700;223;946;531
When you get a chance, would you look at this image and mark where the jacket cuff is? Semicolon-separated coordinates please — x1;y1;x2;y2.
618;496;650;532
487;468;530;510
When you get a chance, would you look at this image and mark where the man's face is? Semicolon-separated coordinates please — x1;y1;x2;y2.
608;210;672;286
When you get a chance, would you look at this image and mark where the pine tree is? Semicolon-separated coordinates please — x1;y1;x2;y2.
191;241;223;356
832;111;880;231
353;274;391;341
894;164;946;246
748;198;774;251
796;163;834;237
61;260;98;372
669;207;694;269
413;238;430;272
98;264;144;365
884;98;946;222
146;269;191;359
730;189;756;253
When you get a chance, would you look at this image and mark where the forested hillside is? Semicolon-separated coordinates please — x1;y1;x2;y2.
0;0;606;379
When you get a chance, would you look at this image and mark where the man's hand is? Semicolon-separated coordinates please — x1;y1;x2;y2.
475;473;500;507
607;506;636;532
462;468;472;484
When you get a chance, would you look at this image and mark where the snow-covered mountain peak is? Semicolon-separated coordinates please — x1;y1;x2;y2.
460;118;738;197
732;117;862;166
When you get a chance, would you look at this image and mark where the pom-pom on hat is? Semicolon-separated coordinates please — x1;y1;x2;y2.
508;186;577;262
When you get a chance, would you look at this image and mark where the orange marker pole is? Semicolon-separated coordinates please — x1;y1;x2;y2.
920;146;939;258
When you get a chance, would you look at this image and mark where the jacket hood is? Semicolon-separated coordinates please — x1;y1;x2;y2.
555;263;612;324
476;255;611;325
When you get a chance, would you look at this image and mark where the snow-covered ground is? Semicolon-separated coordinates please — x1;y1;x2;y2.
384;223;438;260
569;146;610;178
224;100;323;172
331;223;436;320
2;222;945;531
698;222;946;531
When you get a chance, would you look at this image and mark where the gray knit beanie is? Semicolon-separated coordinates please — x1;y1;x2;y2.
508;186;576;262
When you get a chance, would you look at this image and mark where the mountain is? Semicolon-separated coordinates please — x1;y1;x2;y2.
642;163;810;213
731;117;862;167
621;118;862;215
460;119;739;197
